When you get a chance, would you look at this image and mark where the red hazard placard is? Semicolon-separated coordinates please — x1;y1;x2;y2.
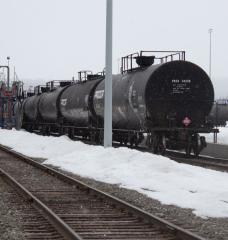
182;117;191;126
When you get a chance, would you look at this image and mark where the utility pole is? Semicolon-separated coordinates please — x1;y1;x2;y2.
14;66;16;82
7;56;10;90
208;28;213;79
104;0;113;148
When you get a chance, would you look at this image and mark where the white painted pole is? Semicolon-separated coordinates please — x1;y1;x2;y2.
104;0;113;148
209;28;213;79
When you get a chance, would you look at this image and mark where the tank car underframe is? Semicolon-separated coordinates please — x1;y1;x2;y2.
22;119;216;157
22;120;144;146
147;127;216;157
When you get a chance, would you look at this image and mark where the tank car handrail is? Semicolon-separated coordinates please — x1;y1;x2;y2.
34;85;48;95
121;50;186;74
75;70;105;83
45;80;73;91
121;52;139;74
77;70;93;82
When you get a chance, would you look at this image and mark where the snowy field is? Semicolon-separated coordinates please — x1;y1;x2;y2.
203;125;228;145
0;129;228;219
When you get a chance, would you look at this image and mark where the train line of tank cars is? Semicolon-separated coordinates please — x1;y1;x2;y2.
208;99;228;126
14;50;217;156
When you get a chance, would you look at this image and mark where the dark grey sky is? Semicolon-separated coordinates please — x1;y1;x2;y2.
0;0;227;97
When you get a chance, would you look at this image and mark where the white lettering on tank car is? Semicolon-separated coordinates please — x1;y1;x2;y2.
61;99;67;106
172;79;191;83
171;79;191;94
95;90;104;99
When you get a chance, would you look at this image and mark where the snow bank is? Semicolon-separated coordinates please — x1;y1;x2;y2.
203;125;228;145
0;129;228;218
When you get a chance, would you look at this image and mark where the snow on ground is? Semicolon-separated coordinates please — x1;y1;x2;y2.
0;129;228;218
203;124;228;145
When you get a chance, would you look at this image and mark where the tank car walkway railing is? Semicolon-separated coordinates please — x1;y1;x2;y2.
121;50;185;74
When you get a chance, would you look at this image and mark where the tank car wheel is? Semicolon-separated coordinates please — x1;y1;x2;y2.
137;133;144;147
41;126;46;135
94;132;100;144
45;126;50;136
26;125;31;132
123;134;128;146
128;133;134;148
58;127;63;136
90;132;95;143
185;145;191;157
99;130;103;144
148;134;159;154
68;128;74;139
185;136;192;157
192;134;200;157
193;148;199;157
129;138;134;148
157;135;166;155
152;146;159;154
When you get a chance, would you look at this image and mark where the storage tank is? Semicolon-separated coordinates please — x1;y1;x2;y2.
93;60;214;130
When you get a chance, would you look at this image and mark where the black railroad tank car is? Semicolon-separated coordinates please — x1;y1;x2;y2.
23;95;41;122
208;100;228;126
59;74;103;127
19;51;216;156
93;60;214;130
38;81;73;123
38;87;66;122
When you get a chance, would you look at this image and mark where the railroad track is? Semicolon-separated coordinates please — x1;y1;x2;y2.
0;176;64;239
114;139;228;172
30;131;228;172
130;144;228;172
166;151;228;172
0;144;205;240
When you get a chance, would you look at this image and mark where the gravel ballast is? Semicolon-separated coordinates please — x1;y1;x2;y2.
0;177;25;240
45;162;228;240
1;151;228;240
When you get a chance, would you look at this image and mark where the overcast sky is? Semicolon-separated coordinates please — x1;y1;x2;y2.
0;0;227;97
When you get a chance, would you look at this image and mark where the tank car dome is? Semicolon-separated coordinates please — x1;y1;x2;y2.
145;61;214;127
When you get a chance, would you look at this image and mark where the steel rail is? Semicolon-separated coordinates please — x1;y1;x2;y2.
0;144;205;240
0;167;82;240
129;145;228;172
166;151;228;172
